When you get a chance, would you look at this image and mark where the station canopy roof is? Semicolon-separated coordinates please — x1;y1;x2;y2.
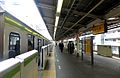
35;0;120;40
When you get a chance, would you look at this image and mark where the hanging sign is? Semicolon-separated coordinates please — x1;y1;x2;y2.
92;22;107;35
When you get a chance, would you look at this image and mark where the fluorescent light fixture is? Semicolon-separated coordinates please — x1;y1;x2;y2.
57;0;63;13
63;39;68;42
54;32;56;39
55;16;59;26
54;27;57;38
54;0;64;39
54;26;57;38
54;27;57;31
108;17;119;20
68;38;76;41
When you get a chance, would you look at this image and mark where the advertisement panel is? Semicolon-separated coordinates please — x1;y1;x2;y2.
85;38;91;55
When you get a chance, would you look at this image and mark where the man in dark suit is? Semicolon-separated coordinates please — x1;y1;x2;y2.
59;42;64;52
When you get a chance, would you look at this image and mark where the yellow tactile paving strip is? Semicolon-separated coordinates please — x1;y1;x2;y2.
43;52;56;78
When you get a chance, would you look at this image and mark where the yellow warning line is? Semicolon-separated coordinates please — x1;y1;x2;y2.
43;52;56;78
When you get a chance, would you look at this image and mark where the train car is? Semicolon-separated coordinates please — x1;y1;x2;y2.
0;11;50;69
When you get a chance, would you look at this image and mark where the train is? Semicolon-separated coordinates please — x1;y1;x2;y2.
0;11;52;69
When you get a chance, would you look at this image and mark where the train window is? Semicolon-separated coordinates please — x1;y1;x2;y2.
28;34;34;51
113;39;116;41
42;39;44;46
9;32;20;58
118;30;120;32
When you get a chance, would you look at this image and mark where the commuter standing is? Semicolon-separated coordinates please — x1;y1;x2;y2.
68;41;74;54
70;42;74;54
68;42;70;53
59;42;64;52
55;42;57;47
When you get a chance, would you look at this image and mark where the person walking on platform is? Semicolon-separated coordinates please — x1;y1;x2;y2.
71;42;74;54
68;41;74;54
59;42;64;52
68;42;70;53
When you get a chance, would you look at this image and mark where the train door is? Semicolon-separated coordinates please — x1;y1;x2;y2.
38;39;42;66
28;34;34;51
9;32;20;58
41;39;44;68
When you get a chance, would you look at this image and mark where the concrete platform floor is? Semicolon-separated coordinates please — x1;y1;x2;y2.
55;46;120;78
39;48;56;78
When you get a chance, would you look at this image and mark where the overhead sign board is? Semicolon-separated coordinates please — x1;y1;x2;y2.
92;22;107;35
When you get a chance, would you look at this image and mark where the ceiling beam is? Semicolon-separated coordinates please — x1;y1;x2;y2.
63;8;103;19
57;0;104;40
43;16;54;23
43;16;55;20
37;3;102;19
72;11;102;19
37;3;55;10
46;24;74;30
64;21;86;27
47;28;54;30
105;5;120;19
59;0;76;32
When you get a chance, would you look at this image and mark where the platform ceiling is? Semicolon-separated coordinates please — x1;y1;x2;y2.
35;0;120;40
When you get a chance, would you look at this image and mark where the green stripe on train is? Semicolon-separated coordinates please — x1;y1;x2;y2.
4;16;47;40
24;53;38;66
5;16;25;30
2;64;20;78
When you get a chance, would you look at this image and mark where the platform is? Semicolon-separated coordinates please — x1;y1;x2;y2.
41;46;120;78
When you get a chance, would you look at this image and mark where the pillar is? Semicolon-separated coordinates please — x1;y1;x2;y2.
76;34;80;57
0;7;5;60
